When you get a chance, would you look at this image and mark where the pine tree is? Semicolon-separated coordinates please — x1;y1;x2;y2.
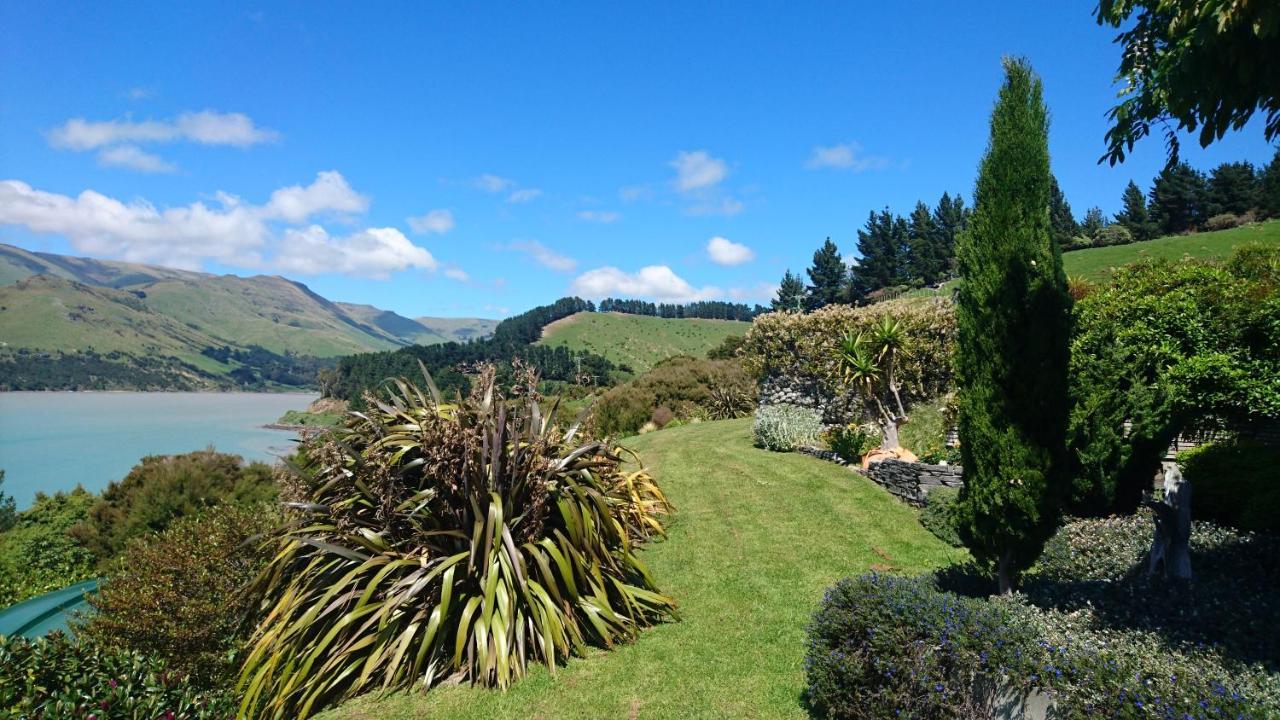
1262;148;1280;219
772;270;806;312
1048;175;1079;247
1080;207;1106;239
805;239;847;310
931;192;968;278
850;210;907;298
906;201;944;285
953;58;1072;595
1150;161;1209;234
1114;180;1154;241
1206;161;1260;217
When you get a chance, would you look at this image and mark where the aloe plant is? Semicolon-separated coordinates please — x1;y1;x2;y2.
239;365;675;719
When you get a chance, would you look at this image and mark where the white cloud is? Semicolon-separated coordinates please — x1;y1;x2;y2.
262;171;369;223
0;172;450;280
0;179;267;270
47;110;278;151
577;210;619;223
806;142;891;172
570;265;721;303
444;267;470;282
687;197;744;217
706;236;755;266
124;87;153;100
504;240;577;272
96;145;176;174
474;174;513;193
407;208;455;235
275;226;436;279
619;184;652;202
507;188;542;203
669;150;728;192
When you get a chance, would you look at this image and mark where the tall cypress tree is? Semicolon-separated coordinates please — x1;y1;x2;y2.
805;238;847;310
772;269;806;312
1115;180;1154;241
953;58;1073;594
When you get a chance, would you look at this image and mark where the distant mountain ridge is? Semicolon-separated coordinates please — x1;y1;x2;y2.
0;243;495;390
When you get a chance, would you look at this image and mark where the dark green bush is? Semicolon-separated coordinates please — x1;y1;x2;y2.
806;571;1275;719
70;449;276;563
1178;440;1280;533
822;424;878;463
80;504;280;689
0;633;234;719
0;488;96;606
805;574;1039;719
0;470;16;533
919;486;963;547
706;333;746;359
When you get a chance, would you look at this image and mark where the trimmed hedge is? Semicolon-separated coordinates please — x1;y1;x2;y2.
742;297;954;406
1178;440;1280;534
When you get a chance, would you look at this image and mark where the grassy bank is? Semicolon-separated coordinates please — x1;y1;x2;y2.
320;418;960;719
538;312;749;375
1062;219;1280;282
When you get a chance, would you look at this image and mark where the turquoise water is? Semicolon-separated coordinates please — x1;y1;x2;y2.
0;392;316;508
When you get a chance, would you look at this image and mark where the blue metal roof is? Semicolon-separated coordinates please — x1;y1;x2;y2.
0;579;98;638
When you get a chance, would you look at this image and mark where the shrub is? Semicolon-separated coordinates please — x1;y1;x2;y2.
239;367;675;719
753;404;822;452
706;333;746;359
823;423;878;463
591;356;754;436
807;570;1276;719
0;487;96;607
650;405;676;428
1178;440;1280;533
0;633;234;719
1092;223;1132;247
0;470;15;533
70;450;277;563
80;504;280;689
898;396;951;463
805;574;1040;719
919;486;963;547
1205;212;1245;231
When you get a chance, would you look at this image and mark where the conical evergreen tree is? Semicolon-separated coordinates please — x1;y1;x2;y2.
850;209;907;297
1206;161;1260;217
953;58;1073;594
805;238;847;310
1150;161;1209;234
1114;180;1154;241
1080;207;1106;239
1263;148;1280;219
931;192;968;278
907;201;943;285
772;269;806;312
1048;175;1079;247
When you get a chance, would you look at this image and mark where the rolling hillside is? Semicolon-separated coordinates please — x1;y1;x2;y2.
0;244;496;389
537;312;749;374
1062;220;1280;282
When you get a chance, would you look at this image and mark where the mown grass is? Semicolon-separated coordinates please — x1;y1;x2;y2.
1061;219;1280;282
319;418;961;720
538;312;749;375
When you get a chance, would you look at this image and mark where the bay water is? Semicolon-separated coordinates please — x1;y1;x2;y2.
0;392;316;508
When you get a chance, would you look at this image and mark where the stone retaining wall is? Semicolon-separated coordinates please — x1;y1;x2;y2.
757;375;860;425
863;459;964;506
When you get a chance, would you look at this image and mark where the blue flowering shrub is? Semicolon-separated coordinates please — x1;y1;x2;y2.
805;574;1040;719
0;632;234;719
809;515;1280;718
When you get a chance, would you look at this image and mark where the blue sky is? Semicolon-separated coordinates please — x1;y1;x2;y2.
1;2;1274;319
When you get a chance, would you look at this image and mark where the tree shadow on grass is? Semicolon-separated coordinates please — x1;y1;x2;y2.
934;520;1280;671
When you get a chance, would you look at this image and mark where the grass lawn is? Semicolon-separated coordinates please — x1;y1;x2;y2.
1061;219;1280;283
320;418;961;720
538;312;749;375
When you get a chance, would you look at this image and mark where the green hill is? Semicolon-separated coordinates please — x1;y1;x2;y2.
1063;220;1280;282
537;311;749;374
0;244;497;389
319;419;955;720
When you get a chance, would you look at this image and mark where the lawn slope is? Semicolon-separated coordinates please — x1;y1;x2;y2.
538;312;749;374
321;418;959;720
1062;219;1280;282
